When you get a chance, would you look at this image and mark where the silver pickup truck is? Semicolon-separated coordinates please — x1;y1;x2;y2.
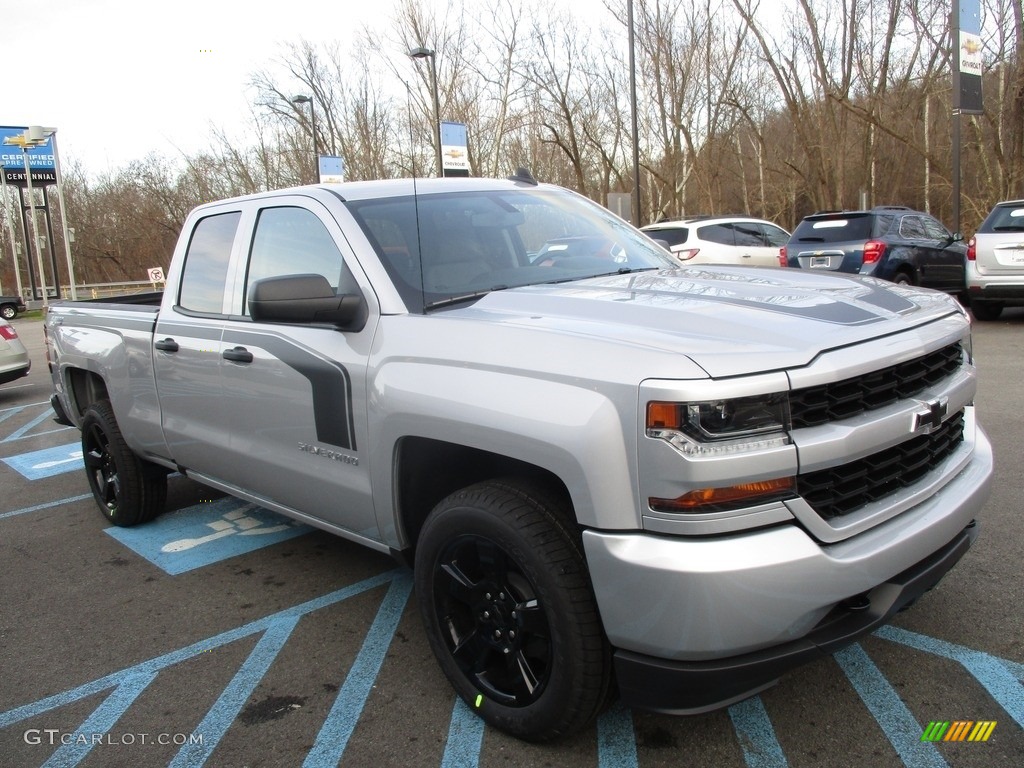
45;175;993;742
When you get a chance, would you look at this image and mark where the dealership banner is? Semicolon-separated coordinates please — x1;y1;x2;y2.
1;126;57;186
319;156;345;183
440;122;469;177
953;0;983;114
1;125;56;168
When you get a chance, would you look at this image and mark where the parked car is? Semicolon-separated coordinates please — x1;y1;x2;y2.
0;318;31;385
641;215;790;267
1;294;27;320
965;199;1024;321
782;206;967;295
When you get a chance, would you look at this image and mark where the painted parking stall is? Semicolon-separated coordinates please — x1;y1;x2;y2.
1;319;1022;766
105;497;311;575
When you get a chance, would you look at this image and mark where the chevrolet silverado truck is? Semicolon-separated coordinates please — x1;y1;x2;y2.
44;175;993;742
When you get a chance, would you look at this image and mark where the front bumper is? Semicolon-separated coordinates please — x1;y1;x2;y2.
613;522;977;714
582;425;992;713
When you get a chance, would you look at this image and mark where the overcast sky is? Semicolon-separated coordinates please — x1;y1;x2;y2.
8;0;796;178
5;0;403;174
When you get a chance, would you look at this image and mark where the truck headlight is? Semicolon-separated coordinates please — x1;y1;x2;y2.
647;394;791;456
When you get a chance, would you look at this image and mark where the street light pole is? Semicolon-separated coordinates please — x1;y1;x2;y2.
21;148;49;309
627;0;642;225
292;95;319;184
408;47;443;178
34;127;78;299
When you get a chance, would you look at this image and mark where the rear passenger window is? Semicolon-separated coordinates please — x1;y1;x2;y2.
178;212;241;314
899;216;927;239
698;224;735;245
732;223;764;247
759;224;790;247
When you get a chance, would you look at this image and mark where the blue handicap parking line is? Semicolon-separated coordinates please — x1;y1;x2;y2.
2;442;83;480
0;571;405;768
597;702;639;768
875;625;1024;730
0;402;74;443
104;497;311;575
834;644;946;768
728;696;788;768
441;699;487;768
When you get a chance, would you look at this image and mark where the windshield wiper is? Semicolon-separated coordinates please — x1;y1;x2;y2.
424;286;509;311
594;266;660;277
539;266;659;286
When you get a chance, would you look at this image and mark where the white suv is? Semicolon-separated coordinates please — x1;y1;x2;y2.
641;215;790;268
966;199;1024;321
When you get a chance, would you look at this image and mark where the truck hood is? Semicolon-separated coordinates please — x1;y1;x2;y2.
455;267;965;378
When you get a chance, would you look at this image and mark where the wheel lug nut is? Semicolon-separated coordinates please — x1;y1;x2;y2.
499;592;505;600
509;630;516;639
485;593;492;600
482;610;490;619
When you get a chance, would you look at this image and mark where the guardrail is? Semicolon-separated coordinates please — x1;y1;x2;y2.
22;281;163;309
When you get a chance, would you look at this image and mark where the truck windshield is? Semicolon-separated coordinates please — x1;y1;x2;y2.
346;188;677;312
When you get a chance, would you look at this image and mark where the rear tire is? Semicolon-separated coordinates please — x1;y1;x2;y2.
892;271;913;286
0;304;16;320
81;400;167;526
414;479;612;742
970;301;1003;321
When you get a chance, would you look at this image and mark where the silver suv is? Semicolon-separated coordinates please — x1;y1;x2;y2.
966;199;1024;321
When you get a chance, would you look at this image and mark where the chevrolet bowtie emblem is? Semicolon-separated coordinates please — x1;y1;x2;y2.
914;399;948;433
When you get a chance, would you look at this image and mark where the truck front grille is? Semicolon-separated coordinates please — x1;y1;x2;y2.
790;343;962;429
798;410;965;520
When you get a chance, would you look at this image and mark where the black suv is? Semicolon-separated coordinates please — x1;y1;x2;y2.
782;206;967;295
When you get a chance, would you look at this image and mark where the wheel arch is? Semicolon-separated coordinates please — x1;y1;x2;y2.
65;367;110;422
392;437;574;563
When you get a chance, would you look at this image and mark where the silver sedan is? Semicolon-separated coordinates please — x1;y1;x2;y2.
0;318;30;385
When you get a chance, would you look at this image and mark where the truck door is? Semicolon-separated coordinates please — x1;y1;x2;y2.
154;210;239;477
216;200;379;539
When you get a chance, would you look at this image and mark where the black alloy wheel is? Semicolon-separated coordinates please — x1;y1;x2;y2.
414;479;612;742
432;532;552;707
81;400;166;526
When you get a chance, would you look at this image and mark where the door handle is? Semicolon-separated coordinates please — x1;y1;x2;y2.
222;346;254;364
154;338;179;353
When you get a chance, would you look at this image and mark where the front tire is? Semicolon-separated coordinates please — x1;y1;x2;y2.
414;479;612;742
81;400;167;526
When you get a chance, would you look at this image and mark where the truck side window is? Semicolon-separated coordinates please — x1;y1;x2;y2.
244;207;345;315
178;212;242;314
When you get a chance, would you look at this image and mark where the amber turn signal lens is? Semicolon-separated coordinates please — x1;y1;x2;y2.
647;402;680;430
650;477;795;513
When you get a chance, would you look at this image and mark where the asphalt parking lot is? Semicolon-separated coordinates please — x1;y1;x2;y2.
1;312;1021;768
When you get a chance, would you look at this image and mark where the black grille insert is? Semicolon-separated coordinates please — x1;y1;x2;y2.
798;411;965;520
790;344;962;429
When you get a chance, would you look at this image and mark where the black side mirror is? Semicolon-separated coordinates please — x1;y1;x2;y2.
249;274;367;330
